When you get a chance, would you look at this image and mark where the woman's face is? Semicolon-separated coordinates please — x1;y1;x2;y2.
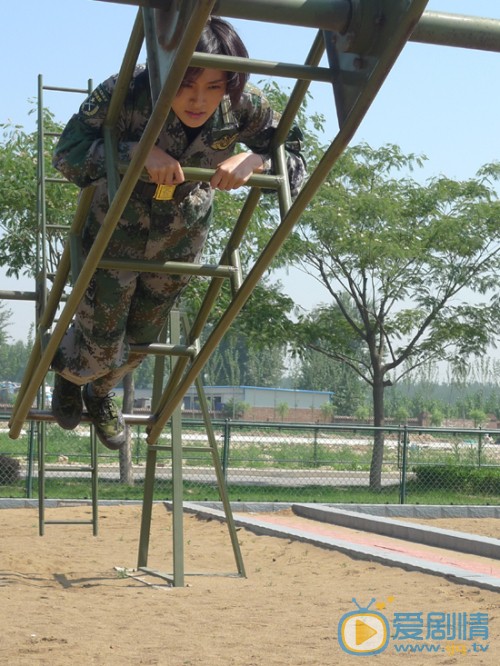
172;68;227;128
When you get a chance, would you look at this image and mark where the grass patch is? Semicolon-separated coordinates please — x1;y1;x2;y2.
1;478;498;506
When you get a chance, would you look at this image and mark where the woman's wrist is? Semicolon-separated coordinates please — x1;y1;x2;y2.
249;151;267;173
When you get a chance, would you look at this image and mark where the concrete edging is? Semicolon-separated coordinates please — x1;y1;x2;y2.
292;503;500;560
183;502;500;592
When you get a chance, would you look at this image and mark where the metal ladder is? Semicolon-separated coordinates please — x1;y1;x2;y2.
36;77;101;535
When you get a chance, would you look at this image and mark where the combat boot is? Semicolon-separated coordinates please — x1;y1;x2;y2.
52;373;83;429
82;385;126;450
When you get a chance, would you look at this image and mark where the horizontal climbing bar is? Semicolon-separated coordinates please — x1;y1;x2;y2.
413;11;500;52
96;1;500;54
121;166;283;190
190;52;338;83
96;0;352;31
129;342;198;357
24;409;152;426
0;290;37;301
98;258;238;277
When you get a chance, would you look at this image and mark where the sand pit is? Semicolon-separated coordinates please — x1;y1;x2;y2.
1;503;499;665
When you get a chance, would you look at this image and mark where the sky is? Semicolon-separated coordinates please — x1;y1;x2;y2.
1;0;500;341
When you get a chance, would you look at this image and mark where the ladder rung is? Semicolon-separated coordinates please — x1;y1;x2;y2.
26;409;153;426
44;465;94;473
43;85;89;94
148;445;215;453
129;342;197;357
44;177;71;184
44;520;95;526
98;258;238;277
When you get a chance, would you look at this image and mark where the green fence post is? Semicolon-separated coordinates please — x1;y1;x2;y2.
313;426;319;468
222;419;231;481
135;424;141;465
399;425;409;505
26;421;36;498
478;427;483;468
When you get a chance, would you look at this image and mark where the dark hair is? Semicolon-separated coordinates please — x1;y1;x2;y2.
185;16;249;105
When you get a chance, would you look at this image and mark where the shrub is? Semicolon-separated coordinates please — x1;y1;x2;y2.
414;464;500;494
0;455;21;485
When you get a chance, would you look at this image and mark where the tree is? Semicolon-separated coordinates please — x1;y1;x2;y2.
289;143;500;489
292;302;367;415
0;112;77;279
0;301;12;345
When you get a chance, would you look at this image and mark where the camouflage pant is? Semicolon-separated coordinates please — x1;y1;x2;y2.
53;183;212;395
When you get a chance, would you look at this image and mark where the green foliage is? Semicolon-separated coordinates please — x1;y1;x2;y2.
319;402;334;422
0;302;12;346
290;143;500;388
469;408;488;427
429;408;444;427
0;455;20;485
276;402;289;420
220;399;249;419
414;464;500;495
0;309;33;381
0;110;78;278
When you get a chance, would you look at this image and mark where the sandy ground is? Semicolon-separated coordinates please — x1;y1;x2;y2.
1;504;499;665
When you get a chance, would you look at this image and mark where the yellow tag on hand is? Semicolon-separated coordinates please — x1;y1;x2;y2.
154;184;176;201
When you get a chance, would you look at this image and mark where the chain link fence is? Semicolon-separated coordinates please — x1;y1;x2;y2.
1;414;500;504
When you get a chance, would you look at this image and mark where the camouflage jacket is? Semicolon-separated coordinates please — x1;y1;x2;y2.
53;66;306;199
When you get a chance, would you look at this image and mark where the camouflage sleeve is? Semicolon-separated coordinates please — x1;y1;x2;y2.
235;86;307;197
52;74;140;189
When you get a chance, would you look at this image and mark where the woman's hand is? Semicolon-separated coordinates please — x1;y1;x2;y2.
132;144;185;185
210;152;264;191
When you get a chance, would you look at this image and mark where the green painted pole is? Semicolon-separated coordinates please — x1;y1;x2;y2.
95;1;500;54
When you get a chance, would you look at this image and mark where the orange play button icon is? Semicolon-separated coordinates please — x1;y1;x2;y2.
356;619;378;645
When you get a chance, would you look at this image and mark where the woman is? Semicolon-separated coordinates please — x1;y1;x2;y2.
51;16;306;449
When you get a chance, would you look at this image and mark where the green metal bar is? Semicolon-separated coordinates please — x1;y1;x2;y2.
137;447;157;568
26;422;35;498
103;8;145;204
400;426;409;505
97;1;500;55
222;419;231;481
91;428;99;536
105;9;145;128
125;166;282;189
137;318;167;568
36;75;47;309
229;249;242;295
129;342;197;357
38;421;45;536
412;11;500;53
42;85;91;93
194;376;245;577
0;290;37;301
98;258;238;277
170;310;185;587
44;520;97;526
190;52;336;83
273;30;326;144
95;0;352;32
